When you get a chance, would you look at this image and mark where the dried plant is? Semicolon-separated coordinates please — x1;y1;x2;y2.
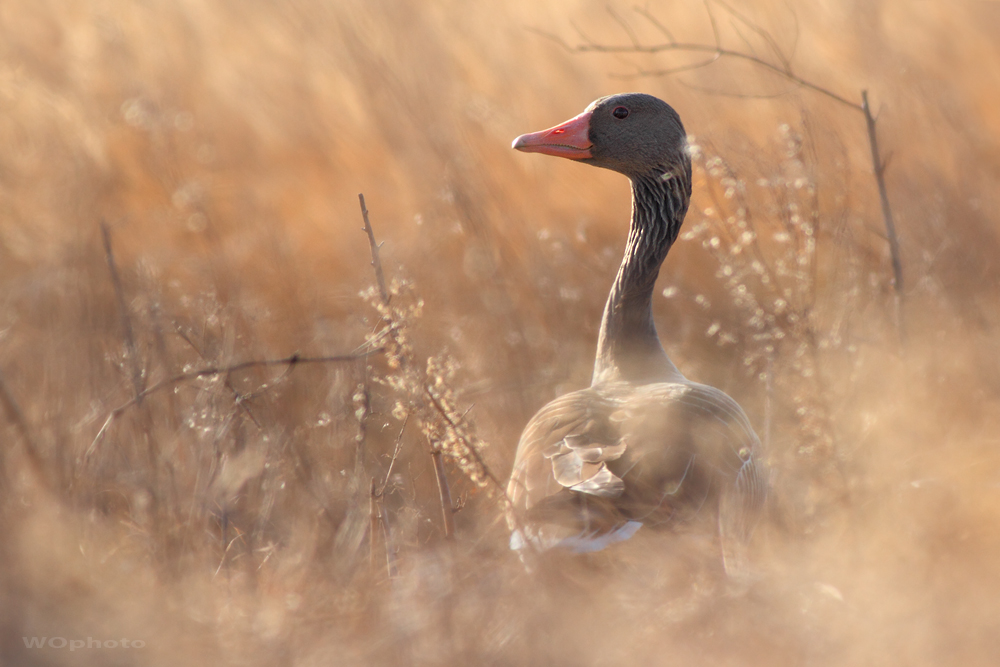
358;195;506;543
680;127;834;455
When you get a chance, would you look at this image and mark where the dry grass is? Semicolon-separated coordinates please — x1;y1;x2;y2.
2;1;1000;665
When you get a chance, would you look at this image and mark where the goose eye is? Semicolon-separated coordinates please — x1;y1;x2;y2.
612;106;629;119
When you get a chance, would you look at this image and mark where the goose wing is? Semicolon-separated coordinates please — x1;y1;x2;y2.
614;382;767;542
506;386;625;517
507;381;766;559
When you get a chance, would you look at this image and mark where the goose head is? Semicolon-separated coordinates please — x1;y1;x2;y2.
512;93;689;181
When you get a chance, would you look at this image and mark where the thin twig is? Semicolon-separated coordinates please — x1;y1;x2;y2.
0;368;47;487
377;415;408;496
101;223;146;402
729;19;761;61
716;0;790;70
369;419;406;575
358;195;405;567
423;386;517;540
633;5;675;44
369;478;381;571
359;193;459;542
764;353;773;451
570;20;600;50
358;194;390;305
86;350;379;458
174;324;263;429
430;449;456;540
532;6;906;330
788;6;801;64
862;90;905;333
380;506;398;577
615;55;722;79
424;386;508;497
539;5;859;104
102;222;164;481
704;0;722;50
572;39;861;110
675;78;803;100
607;5;640;50
214;527;246;578
861;96;903;292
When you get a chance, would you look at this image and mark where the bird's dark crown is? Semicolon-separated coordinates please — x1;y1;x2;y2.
582;93;689;180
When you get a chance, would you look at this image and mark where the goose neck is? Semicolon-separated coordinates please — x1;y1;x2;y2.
592;166;691;385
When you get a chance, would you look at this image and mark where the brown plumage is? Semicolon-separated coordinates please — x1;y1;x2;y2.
507;93;766;574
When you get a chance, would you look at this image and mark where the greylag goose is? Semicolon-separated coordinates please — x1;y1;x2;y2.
507;93;766;575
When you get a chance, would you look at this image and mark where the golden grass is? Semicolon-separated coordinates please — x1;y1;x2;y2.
2;0;1000;664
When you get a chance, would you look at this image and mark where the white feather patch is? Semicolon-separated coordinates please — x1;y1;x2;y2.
569;463;625;498
510;521;643;553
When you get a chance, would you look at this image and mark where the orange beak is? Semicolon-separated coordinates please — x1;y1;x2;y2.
512;111;593;159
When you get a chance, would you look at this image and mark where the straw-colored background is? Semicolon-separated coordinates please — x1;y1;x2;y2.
2;1;999;664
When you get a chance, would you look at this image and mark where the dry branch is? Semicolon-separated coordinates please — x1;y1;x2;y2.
86;351;379;458
174;324;264;429
357;193;514;542
531;2;905;327
862;91;905;337
431;449;456;540
370;416;407;577
369;478;398;577
358;192;460;540
377;415;408;496
0;368;47;489
101;222;146;402
359;193;390;305
424;386;507;494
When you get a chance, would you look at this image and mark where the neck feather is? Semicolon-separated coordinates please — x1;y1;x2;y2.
592;163;692;385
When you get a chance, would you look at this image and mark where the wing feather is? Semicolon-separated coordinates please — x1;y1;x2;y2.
507;380;766;566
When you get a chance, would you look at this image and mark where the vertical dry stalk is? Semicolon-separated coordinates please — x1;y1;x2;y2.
431;449;456;540
358;192;460;541
357;194;505;544
101;223;146;402
862;90;905;341
683;129;840;456
0;368;47;490
101;223;162;519
359;194;390;305
369;480;399;577
369;478;381;571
